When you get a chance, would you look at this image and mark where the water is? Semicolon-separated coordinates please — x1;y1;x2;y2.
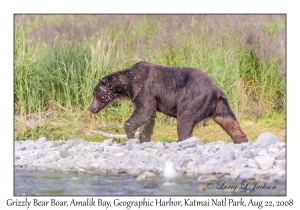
14;170;285;196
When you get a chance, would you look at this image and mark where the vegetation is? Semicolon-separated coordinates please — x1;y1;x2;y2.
14;15;286;142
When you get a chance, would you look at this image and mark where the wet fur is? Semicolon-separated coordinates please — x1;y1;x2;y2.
88;61;248;143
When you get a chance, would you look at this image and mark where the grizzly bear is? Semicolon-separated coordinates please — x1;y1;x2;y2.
88;61;248;144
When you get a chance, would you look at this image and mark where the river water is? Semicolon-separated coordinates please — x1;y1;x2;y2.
14;170;285;196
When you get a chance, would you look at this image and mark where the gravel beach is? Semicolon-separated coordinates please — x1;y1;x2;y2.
14;132;285;182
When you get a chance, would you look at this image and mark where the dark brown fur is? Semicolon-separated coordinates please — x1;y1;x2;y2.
88;61;248;143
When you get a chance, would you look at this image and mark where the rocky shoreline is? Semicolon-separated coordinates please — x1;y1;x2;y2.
14;132;285;182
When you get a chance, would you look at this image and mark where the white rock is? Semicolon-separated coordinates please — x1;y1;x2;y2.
136;171;156;181
230;169;243;179
268;147;279;154
258;149;269;156
247;159;258;168
249;168;263;175
36;137;47;143
89;162;101;168
254;156;275;170
115;152;125;157
198;164;213;174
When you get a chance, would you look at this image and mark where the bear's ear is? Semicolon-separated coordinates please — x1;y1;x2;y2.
99;77;108;86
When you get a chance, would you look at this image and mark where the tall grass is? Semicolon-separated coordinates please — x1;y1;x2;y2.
14;15;286;140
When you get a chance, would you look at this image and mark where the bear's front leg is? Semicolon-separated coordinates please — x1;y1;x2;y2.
177;120;195;141
138;117;155;143
124;108;156;141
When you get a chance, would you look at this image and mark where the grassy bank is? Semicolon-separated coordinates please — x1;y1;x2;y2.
14;15;286;142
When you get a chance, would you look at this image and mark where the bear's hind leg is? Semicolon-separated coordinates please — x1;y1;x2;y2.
176;116;196;141
213;115;248;144
213;96;248;144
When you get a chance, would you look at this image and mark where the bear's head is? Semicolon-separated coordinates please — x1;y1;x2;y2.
87;73;128;114
87;76;116;114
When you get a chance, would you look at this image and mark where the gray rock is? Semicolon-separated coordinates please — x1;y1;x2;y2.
274;149;285;160
182;136;203;145
47;150;61;161
140;142;156;148
96;146;104;152
201;144;211;155
144;148;159;155
197;174;219;182
143;181;159;188
168;142;181;150
239;171;256;180
178;158;192;168
126;143;134;150
14;137;285;182
102;139;115;146
234;159;248;169
179;141;196;149
215;142;225;150
255;132;279;145
66;138;86;147
219;143;235;162
184;147;197;153
104;146;124;153
20;146;27;151
127;139;140;144
237;150;255;159
59;150;70;158
152;142;165;150
50;140;65;148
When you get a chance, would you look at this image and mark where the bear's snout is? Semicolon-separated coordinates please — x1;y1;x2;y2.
87;106;94;113
87;97;101;114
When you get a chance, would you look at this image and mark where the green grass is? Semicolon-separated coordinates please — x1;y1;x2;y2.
14;15;286;142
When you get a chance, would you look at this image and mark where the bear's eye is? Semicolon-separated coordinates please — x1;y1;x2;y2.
100;80;105;86
99;77;108;86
